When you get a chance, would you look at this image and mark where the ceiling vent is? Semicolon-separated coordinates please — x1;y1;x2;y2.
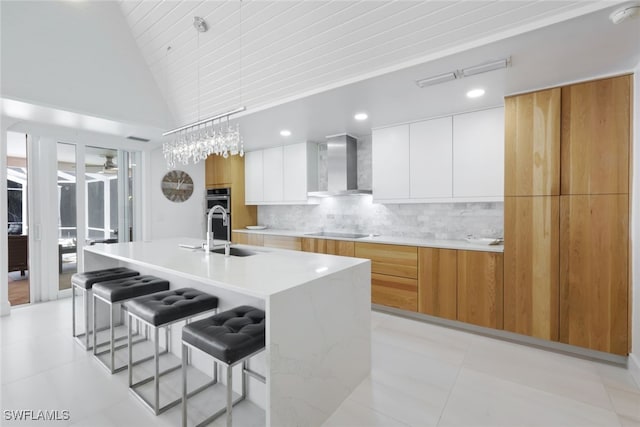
126;135;150;142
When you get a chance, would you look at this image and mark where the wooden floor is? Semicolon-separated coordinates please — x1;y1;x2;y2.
7;263;75;306
8;271;29;306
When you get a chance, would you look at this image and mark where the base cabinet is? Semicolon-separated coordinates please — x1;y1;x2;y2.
301;238;355;257
232;232;264;246
559;194;629;355
418;248;457;320
457;251;504;329
355;243;418;312
371;273;417;311
262;235;302;251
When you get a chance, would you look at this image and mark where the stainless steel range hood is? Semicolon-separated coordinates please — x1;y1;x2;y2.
308;133;372;197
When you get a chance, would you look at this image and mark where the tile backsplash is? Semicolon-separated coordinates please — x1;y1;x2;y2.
258;197;504;240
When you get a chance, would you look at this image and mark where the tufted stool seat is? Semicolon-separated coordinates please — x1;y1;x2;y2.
124;288;219;415
72;267;139;289
181;306;266;427
71;267;139;350
125;288;219;326
91;276;170;373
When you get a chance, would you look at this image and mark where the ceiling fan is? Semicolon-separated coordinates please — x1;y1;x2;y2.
99;155;118;174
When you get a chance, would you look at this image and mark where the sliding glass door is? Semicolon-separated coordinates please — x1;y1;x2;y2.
57;142;77;290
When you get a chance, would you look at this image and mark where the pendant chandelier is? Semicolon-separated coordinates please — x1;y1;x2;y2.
162;9;245;168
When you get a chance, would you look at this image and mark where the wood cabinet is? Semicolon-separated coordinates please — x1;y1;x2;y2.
232;232;264;246
205;154;257;233
559;194;629;355
371;274;418;312
504;88;561;196
418;248;457;320
409;117;453;198
457;250;504;329
262;235;302;251
452;107;504;198
372;124;410;200
301;238;355;257
355;242;418;311
205;154;231;187
561;75;631;195
355;243;418;278
504;196;559;340
503;75;631;355
245;143;318;204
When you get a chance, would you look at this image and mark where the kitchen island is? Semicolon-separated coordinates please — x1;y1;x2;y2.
84;238;371;427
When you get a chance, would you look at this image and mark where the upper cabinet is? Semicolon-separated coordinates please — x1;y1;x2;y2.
372;107;504;203
561;75;631;195
263;147;284;202
245;142;318;205
504;88;561;196
410;117;453;199
452;108;504;198
244;151;264;203
372;125;410;200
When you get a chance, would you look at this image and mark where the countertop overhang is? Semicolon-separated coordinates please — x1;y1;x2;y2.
85;237;370;299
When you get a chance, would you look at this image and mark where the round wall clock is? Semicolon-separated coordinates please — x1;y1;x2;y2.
161;170;194;203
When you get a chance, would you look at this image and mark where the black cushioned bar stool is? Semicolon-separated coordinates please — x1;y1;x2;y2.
181;306;266;427
92;275;170;374
71;267;139;350
124;288;219;415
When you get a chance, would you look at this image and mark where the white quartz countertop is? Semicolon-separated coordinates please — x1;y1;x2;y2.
234;228;504;253
84;238;369;299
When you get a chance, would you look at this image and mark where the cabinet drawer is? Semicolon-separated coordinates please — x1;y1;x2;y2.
371;273;417;311
355;243;417;278
263;235;301;251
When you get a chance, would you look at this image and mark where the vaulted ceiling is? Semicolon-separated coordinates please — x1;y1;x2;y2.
118;0;622;128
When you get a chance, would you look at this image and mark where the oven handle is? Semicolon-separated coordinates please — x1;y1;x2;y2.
205;211;230;218
206;195;230;200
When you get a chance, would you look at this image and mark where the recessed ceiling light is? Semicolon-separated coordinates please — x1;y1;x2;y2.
466;88;485;98
354;112;368;121
280;129;291;137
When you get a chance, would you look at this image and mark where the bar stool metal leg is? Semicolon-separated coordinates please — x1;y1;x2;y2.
226;365;233;427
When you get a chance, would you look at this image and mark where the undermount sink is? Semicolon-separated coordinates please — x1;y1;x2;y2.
209;247;258;257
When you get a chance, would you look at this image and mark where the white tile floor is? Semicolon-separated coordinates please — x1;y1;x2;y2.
1;298;639;427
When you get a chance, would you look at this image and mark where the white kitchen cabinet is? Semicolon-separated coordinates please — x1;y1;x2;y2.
284;142;318;202
453;107;504;198
244;150;263;204
245;142;318;205
372;124;410;200
410;116;453;198
263;146;284;202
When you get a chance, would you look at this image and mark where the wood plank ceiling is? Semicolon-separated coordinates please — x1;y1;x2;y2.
118;1;613;127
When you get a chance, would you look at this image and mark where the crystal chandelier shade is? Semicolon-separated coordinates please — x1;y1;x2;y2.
162;113;244;169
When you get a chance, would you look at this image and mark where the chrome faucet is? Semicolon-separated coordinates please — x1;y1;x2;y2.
205;204;231;256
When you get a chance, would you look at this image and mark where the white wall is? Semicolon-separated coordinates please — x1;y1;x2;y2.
631;65;640;385
0;1;171;129
148;148;205;240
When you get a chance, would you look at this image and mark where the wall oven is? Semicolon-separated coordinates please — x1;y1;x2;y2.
206;188;231;241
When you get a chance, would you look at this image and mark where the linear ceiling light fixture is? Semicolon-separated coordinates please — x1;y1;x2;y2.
415;72;457;88
415;57;511;88
163;8;246;168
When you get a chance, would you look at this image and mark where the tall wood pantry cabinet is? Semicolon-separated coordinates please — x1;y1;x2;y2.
504;74;631;355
